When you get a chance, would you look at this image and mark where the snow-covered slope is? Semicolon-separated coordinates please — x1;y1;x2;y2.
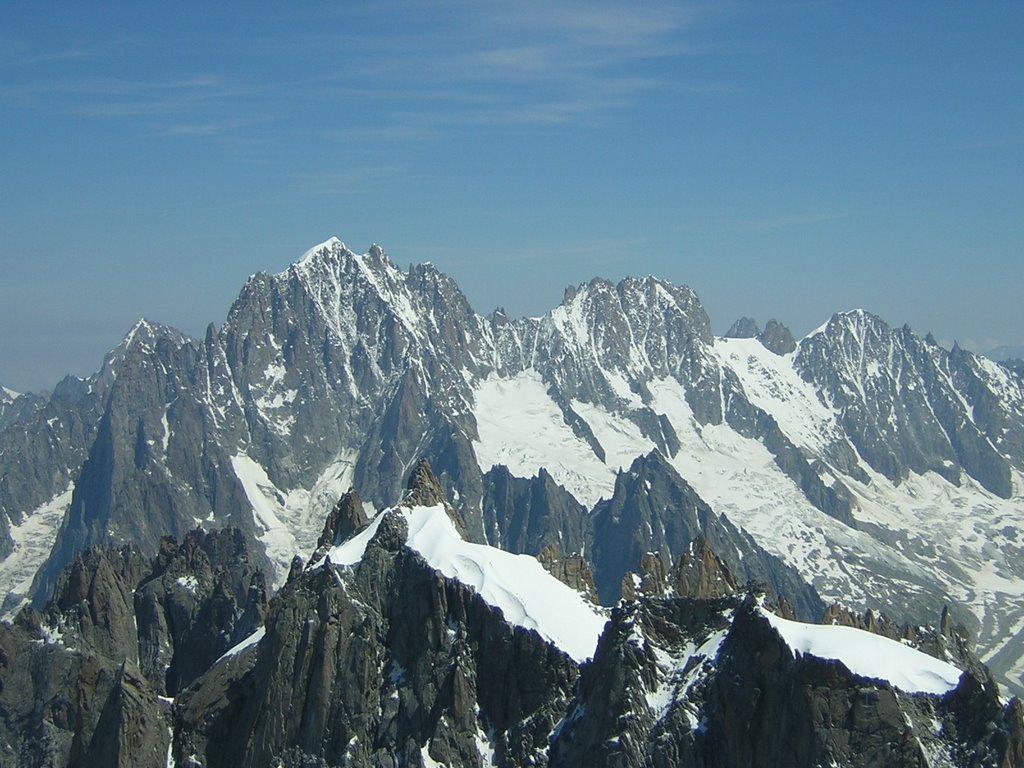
322;503;608;663
468;314;1024;693
761;607;962;695
4;236;1024;696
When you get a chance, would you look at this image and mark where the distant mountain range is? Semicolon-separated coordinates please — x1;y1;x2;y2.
986;345;1024;362
2;237;1024;766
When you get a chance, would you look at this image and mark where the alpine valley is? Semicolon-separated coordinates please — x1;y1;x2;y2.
2;238;1024;767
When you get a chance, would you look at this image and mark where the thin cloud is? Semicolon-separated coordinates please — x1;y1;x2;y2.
2;2;731;140
159;115;276;137
743;212;852;230
291;1;726;131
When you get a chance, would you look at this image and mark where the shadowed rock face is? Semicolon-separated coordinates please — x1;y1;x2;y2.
481;465;589;557
725;317;760;339
312;489;369;561
550;593;1024;768
172;515;581;768
760;318;797;355
0;527;267;767
590;451;823;621
6;460;1024;767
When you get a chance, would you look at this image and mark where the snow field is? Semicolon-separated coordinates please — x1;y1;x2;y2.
322;503;608;663
761;608;962;695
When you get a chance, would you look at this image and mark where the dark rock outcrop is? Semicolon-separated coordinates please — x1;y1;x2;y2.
551;592;1024;768
12;459;1023;767
724;317;796;354
670;535;739;599
312;489;369;560
481;464;588;555
725;317;760;338
590;451;823;620
0;524;267;767
538;543;599;603
759;318;797;355
172;510;581;768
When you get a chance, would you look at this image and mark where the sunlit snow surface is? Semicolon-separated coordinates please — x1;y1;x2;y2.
216;625;266;663
472;371;613;508
469;348;1024;693
230;452;356;587
323;504;608;663
0;485;74;616
761;609;963;695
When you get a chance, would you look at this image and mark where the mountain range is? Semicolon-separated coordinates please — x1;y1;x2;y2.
1;237;1024;765
3;459;1021;767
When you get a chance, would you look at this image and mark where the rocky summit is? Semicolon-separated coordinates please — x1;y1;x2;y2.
2;238;1024;764
3;460;1022;767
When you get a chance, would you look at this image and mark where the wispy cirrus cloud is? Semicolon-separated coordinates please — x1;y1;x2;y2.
2;2;731;140
293;1;730;130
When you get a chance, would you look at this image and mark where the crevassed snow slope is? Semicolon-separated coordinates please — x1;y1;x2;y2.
471;369;929;613
473;371;614;508
713;339;1024;689
761;608;963;695
324;504;608;662
468;352;1024;693
0;485;74;616
231;453;357;584
713;337;840;453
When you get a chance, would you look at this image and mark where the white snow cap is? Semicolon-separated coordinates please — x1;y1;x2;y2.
761;608;963;695
298;236;344;264
323;503;608;663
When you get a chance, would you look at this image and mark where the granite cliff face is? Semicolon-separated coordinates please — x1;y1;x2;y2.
2;237;1024;697
3;461;1023;767
550;592;1024;768
0;526;266;767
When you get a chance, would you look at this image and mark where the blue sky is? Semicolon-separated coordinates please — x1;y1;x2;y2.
1;1;1022;391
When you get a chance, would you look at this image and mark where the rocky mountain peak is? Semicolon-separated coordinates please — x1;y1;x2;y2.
404;457;446;506
726;316;760;338
314;489;369;553
401;457;470;538
295;236;344;265
724;316;795;354
0;384;44;431
120;317;191;353
759;318;796;355
671;535;739;599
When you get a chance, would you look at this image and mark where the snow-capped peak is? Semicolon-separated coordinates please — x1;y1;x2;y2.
122;317;155;347
115;317;190;354
320;503;608;663
298;236;344;264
